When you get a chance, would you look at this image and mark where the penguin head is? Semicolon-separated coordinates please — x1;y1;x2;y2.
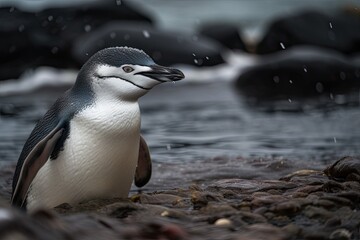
77;47;184;100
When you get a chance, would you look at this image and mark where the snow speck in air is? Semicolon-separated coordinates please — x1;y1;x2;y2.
289;80;293;84
340;72;346;80
142;30;150;38
329;93;334;100
315;82;324;93
206;56;210;60
288;98;292;103
273;76;280;83
84;25;92;32
9;7;14;12
166;144;171;150
110;32;116;39
329;22;333;29
303;66;308;72
48;15;53;21
333;137;337;143
194;59;199;64
280;42;285;49
18;25;25;32
51;47;59;54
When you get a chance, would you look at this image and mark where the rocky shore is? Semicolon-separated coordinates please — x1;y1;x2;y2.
0;156;359;239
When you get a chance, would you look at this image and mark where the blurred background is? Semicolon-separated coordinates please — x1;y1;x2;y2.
0;0;360;194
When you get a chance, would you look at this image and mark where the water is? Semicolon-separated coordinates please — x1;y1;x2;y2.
129;0;360;41
1;79;360;193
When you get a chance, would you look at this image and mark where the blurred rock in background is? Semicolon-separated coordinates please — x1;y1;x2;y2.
72;22;225;68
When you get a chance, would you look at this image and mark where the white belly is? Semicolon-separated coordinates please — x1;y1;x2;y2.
27;100;141;211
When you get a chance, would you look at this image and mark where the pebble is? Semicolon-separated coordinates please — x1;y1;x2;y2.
214;218;232;227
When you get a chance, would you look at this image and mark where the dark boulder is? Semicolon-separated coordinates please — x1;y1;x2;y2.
72;22;225;67
235;47;360;99
324;156;360;182
198;23;247;51
257;10;360;55
0;0;153;80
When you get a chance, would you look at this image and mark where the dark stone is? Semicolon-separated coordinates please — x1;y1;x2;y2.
257;10;360;55
198;23;247;51
235;47;360;99
324;156;360;182
0;208;67;240
72;22;225;67
0;0;152;80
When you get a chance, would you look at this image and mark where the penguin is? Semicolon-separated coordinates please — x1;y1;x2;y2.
11;47;185;211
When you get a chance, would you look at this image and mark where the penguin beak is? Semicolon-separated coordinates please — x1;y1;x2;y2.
137;65;185;82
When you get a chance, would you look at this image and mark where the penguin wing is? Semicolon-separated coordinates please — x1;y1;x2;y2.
135;135;152;187
11;122;65;208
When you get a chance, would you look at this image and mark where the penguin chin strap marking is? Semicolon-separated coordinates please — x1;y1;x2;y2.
96;75;152;91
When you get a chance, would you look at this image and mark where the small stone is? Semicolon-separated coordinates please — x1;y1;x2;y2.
251;195;288;207
214;218;232;227
303;206;334;219
325;217;342;228
282;223;301;236
329;228;352;240
236;223;289;240
161;210;169;217
271;201;301;215
139;193;182;205
159;209;188;220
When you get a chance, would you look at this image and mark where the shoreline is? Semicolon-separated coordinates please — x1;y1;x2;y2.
0;156;359;239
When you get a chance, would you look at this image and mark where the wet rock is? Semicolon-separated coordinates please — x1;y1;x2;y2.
72;22;225;68
208;179;297;193
231;211;268;225
303;206;334;220
191;191;223;209
324;156;360;182
235;47;360;99
235;223;290;240
138;193;182;206
324;217;342;228
270;201;301;215
0;0;152;80
200;203;237;216
282;223;301;237
257;10;360;55
251;195;288;207
280;170;323;181
329;229;352;240
198;23;247;51
0;208;68;240
97;202;142;218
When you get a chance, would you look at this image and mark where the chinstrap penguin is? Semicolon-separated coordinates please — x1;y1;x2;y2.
11;47;185;211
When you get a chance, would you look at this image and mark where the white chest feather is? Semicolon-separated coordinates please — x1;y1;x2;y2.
27;99;141;210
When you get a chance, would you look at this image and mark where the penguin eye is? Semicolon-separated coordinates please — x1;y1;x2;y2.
122;66;134;73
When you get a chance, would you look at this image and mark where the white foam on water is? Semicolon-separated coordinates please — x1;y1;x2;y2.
0;67;77;97
174;51;258;83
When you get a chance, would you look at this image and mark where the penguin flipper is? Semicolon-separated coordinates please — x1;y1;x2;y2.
11;124;65;208
135;135;152;188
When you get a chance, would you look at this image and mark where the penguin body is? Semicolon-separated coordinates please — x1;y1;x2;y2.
11;47;184;211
